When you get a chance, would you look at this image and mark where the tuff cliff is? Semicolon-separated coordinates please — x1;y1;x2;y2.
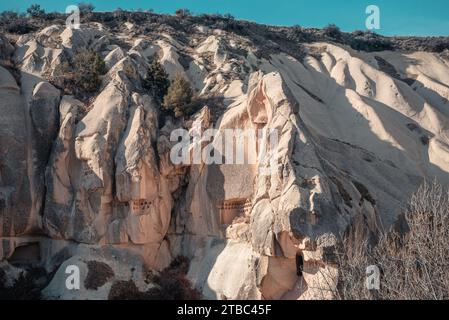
1;15;449;300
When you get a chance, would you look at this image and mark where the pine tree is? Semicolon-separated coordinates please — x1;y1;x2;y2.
143;59;169;103
163;73;193;118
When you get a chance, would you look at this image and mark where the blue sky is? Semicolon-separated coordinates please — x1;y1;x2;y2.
1;0;448;36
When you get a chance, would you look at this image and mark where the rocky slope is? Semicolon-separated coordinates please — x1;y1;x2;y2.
1;16;449;300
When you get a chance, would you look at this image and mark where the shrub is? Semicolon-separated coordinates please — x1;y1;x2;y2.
84;261;115;290
0;268;47;300
78;2;95;15
349;31;393;52
324;23;342;39
71;50;106;93
0;11;36;34
54;50;106;99
5;20;35;34
108;280;142;300
285;25;308;42
108;256;200;300
123;63;136;78
143;58;170;103
27;4;45;18
0;11;19;24
430;39;449;53
145;256;200;300
163;73;193;118
175;9;192;18
326;180;449;300
223;13;235;20
374;180;449;300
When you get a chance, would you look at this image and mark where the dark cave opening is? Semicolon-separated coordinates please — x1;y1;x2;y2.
296;253;304;277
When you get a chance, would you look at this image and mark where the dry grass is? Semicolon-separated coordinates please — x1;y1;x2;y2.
323;180;449;300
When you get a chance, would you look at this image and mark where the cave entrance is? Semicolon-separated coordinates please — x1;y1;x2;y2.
7;243;41;265
296;253;304;277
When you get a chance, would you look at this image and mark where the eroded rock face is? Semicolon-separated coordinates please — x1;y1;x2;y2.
0;68;60;240
0;66;31;239
1;22;449;300
182;72;381;299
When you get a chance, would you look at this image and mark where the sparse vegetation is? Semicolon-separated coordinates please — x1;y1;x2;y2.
0;9;448;53
349;31;393;52
326;180;449;300
0;11;36;34
0;6;449;303
163;73;194;118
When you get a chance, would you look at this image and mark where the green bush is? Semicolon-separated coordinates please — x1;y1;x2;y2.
163;73;193;118
143;58;170;103
72;50;106;93
55;50;106;99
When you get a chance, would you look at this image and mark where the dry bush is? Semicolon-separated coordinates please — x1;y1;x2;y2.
329;239;376;300
326;180;449;300
108;280;143;300
145;256;200;300
108;256;200;300
84;261;115;290
374;180;449;300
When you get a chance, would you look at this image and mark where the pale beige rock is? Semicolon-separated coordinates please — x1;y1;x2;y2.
2;23;449;301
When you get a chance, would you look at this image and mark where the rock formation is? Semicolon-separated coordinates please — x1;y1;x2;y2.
1;16;449;300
